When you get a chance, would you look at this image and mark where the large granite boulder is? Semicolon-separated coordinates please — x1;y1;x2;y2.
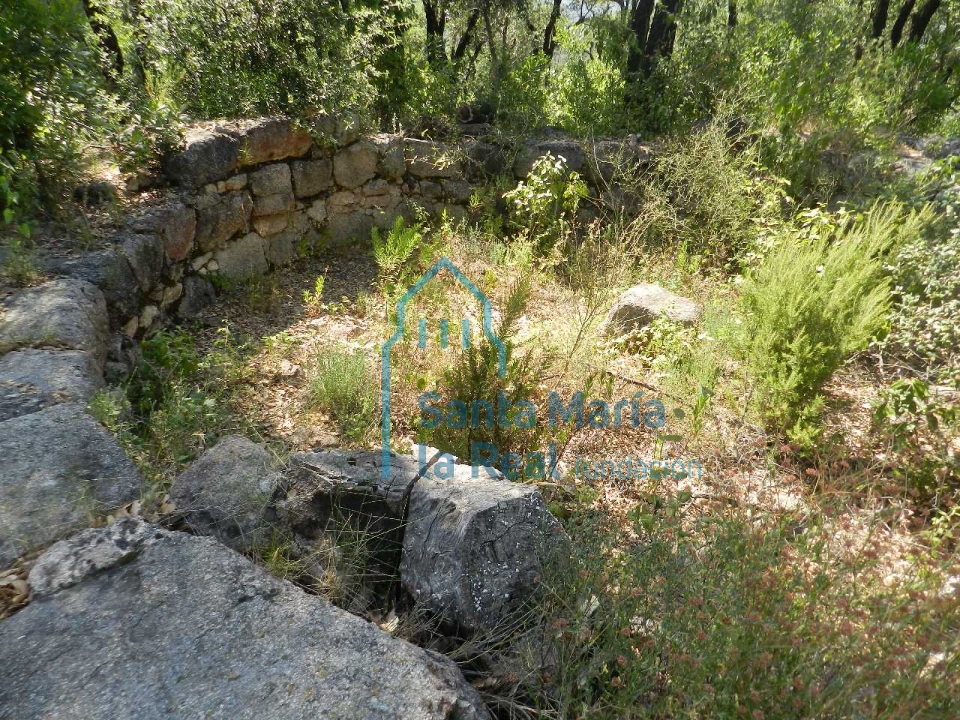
604;283;701;333
0;279;110;367
0;349;104;422
401;463;564;634
0;403;141;566
1;518;489;720
168;435;284;554
235;117;312;166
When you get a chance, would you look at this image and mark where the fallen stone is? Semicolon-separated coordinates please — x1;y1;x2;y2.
168;435;283;554
0;403;141;566
0;279;109;367
0;349;104;422
195;189;254;251
2;519;489;720
401;463;564;633
604;283;701;332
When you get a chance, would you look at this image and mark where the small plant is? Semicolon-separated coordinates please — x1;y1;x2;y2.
372;216;421;285
741;203;925;443
503;153;587;256
302;274;326;312
305;345;378;442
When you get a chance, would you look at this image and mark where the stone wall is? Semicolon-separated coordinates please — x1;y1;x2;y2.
49;117;650;342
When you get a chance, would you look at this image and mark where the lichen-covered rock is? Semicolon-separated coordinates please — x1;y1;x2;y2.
604;283;701;332
48;251;141;329
2;519;489;720
168;435;282;553
0;279;110;367
176;275;216;318
119;232;165;294
291;158;333;197
0;403;141;566
195;189;253;251
212;232;268;279
163;126;240;189
0;349;104;422
334;140;379;189
129;201;197;262
401;463;564;633
236;117;312;166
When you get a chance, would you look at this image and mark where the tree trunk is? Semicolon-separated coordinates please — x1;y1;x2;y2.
644;0;682;72
908;0;942;43
727;0;737;30
626;0;656;77
870;0;890;39
891;0;916;47
543;0;563;56
423;0;448;65
81;0;124;85
453;8;481;61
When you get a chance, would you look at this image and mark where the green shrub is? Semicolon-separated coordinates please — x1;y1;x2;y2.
372;216;421;283
306;346;377;442
741;203;925;441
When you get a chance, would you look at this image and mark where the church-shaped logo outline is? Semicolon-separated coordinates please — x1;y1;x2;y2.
381;256;506;478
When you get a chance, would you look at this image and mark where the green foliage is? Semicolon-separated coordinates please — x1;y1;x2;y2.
302;274;326;311
740;203;924;441
372;216;421;283
503;154;587;256
305;346;378;442
136;0;385;119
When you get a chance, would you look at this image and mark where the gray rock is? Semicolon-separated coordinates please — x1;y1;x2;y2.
401;463;564;633
251;213;290;236
0;403;141;566
176;276;216;318
0;349;104;422
442;179;473;203
48;251;140;329
291;158;333;197
334;140;379;189
119;232;165;293
0;279;110;367
406;139;459;178
604;283;701;332
235;117;312;166
248;162;293;197
372;134;407;180
213;232;268;278
463;141;508;180
263;228;299;266
313;111;361;146
420;180;444;201
514;140;587;178
3;519;489;720
253;192;296;217
195;189;253;251
163;126;240;189
168;435;283;553
327;211;374;245
128;201;197;261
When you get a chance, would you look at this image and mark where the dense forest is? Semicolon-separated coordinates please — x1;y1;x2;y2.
0;1;958;718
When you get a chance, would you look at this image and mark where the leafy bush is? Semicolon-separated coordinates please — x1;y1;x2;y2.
504;154;587;256
306;346;378;442
741;203;925;441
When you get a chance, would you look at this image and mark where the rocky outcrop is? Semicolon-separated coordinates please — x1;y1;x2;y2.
401;463;564;634
168;435;284;554
1;519;489;720
0;279;110;366
604;283;701;332
0;348;104;422
0;403;141;566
